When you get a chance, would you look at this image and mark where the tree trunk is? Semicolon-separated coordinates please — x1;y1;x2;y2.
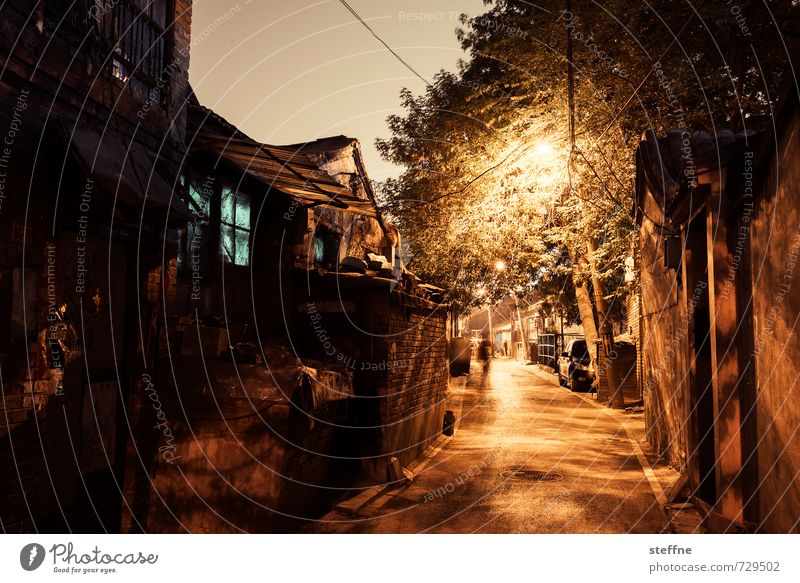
586;238;625;408
513;293;527;360
572;260;598;346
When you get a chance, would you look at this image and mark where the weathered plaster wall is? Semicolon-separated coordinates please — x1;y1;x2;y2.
142;361;353;533
639;187;689;469
750;106;800;533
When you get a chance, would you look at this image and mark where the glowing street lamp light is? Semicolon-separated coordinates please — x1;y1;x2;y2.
495;259;506;272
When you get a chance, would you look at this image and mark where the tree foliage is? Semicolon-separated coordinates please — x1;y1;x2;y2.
377;0;799;313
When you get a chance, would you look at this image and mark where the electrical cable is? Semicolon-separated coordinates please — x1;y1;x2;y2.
337;0;432;88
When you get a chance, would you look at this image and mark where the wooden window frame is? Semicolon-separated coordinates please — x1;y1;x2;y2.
220;185;252;268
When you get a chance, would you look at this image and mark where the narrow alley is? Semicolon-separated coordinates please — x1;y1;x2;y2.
4;0;800;567
307;359;673;534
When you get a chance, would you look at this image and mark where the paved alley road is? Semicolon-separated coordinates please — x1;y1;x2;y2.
306;359;672;534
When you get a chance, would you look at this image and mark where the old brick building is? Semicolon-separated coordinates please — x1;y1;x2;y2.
0;0;193;532
0;0;454;534
135;102;452;532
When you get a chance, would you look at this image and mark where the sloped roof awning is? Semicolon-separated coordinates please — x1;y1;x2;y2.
194;134;378;218
63;125;190;224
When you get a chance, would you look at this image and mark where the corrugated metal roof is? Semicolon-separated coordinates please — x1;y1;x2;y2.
190;123;378;218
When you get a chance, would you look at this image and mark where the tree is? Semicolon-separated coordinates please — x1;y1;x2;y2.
377;0;798;402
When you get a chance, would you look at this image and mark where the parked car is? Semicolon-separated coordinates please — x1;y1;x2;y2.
558;339;594;391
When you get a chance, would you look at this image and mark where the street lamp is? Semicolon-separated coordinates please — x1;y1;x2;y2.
495;259;506;272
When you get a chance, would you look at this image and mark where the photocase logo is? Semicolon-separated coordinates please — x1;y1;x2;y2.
20;543;46;571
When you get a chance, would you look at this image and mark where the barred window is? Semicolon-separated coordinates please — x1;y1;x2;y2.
95;1;172;96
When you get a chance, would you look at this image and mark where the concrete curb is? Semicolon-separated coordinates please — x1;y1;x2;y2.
333;383;464;517
333;434;453;517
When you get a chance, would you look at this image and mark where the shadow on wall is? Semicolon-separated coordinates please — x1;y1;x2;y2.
138;357;360;534
0;371;126;533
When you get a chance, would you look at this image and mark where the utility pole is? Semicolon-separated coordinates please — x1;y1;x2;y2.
512;292;527;360
487;303;493;352
566;0;575;152
563;0;624;408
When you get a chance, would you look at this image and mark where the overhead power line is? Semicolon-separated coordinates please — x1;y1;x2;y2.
337;0;432;87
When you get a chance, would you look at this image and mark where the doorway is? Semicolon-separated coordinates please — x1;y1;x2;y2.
684;215;717;506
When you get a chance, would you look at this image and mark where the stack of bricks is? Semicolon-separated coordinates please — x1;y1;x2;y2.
145;259;178;305
145;265;162;304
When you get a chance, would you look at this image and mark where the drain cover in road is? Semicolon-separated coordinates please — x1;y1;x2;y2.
500;467;564;482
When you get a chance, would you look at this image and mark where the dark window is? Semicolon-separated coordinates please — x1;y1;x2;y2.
45;0;81;24
175;175;210;272
570;340;590;362
44;1;101;35
95;0;171;96
183;176;212;264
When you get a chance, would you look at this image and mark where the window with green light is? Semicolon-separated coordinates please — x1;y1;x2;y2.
220;185;251;266
312;226;341;269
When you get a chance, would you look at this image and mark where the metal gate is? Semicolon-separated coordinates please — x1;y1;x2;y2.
537;333;585;371
538;333;558;370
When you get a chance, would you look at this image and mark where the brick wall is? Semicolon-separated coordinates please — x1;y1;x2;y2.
0;380;49;532
383;307;449;423
292;275;451;479
365;292;450;471
170;0;193;142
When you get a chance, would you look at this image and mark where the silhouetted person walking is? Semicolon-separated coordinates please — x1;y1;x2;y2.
478;334;492;384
